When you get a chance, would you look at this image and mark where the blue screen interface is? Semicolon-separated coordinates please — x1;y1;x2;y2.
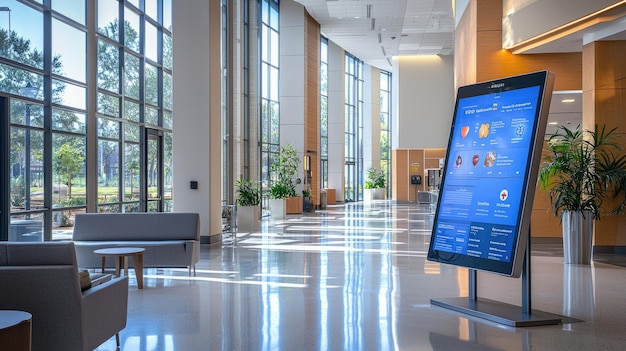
432;86;541;262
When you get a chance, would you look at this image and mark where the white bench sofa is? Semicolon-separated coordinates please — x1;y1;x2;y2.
72;212;200;276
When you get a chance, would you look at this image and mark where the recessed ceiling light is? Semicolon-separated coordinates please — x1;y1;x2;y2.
561;99;575;103
354;16;360;19
548;122;558;125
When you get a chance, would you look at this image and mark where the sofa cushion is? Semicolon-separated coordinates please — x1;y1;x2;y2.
5;242;77;266
79;270;92;291
73;213;199;241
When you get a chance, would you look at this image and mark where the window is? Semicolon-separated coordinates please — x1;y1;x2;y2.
259;0;280;210
344;53;363;202
380;71;392;196
320;36;328;188
0;0;173;242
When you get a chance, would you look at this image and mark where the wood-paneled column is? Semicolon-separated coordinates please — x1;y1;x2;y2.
583;40;626;248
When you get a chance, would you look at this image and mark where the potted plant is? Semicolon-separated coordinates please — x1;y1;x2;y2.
539;124;626;264
364;167;387;202
235;177;261;232
269;144;300;219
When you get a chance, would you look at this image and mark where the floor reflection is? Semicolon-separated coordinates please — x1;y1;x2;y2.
93;201;626;351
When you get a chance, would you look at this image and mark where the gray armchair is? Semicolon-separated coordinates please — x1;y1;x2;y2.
0;242;128;351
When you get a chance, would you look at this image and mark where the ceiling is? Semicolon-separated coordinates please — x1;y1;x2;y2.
294;1;626;137
293;0;455;69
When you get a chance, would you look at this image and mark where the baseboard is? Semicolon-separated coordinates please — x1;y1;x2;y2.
200;234;222;245
531;237;562;245
593;246;626;255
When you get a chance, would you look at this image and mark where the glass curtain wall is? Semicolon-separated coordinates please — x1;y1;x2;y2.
96;0;172;214
0;0;172;242
259;0;279;210
320;36;328;189
242;0;251;179
344;53;363;202
221;0;232;204
380;71;391;197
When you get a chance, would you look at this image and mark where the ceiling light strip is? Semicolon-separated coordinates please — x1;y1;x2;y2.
506;0;626;54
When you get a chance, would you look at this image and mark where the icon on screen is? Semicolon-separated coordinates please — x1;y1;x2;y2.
461;126;470;139
479;123;490;138
500;189;509;201
472;154;479;166
484;151;496;167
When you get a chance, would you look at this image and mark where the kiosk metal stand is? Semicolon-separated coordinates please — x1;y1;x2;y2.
431;234;563;327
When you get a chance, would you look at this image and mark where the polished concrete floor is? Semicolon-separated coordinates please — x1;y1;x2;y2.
96;201;626;350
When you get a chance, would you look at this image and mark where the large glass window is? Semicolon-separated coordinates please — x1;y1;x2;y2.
320;36;328;189
0;0;173;242
259;0;280;210
380;71;392;196
344;53;363;202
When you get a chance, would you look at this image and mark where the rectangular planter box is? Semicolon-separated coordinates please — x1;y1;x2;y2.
286;196;302;214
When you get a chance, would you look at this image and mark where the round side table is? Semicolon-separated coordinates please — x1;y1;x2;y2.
0;310;32;351
94;247;145;289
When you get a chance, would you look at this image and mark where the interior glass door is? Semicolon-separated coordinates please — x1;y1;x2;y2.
145;129;163;212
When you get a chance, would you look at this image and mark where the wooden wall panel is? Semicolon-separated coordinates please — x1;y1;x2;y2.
583;40;626;246
454;0;477;89
392;148;445;202
475;31;582;91
408;149;424;201
392;150;409;201
304;12;320;205
454;0;583;238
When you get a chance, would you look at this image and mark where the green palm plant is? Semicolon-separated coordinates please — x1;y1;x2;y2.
235;178;260;206
365;167;386;189
538;124;626;220
270;144;299;199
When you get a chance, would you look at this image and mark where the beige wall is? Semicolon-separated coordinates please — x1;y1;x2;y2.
392;55;455;149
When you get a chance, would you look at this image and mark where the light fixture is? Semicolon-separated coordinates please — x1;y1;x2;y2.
561;98;575;103
370;18;376;30
0;6;10;32
366;4;372;19
377;33;382;43
20;81;39;99
548;122;558;125
381;46;386;56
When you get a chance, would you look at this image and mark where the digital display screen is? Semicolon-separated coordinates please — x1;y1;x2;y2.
427;71;555;277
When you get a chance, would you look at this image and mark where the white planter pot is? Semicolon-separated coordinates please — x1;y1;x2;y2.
364;188;386;202
237;205;260;232
269;199;286;220
562;210;594;264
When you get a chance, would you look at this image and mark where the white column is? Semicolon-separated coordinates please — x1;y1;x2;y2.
172;1;222;243
280;0;306;191
363;65;381;172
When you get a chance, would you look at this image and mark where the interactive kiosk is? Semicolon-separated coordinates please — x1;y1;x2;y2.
427;71;563;326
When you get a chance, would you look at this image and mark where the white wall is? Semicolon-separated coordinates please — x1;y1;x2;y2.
172;1;221;242
392;55;455;149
